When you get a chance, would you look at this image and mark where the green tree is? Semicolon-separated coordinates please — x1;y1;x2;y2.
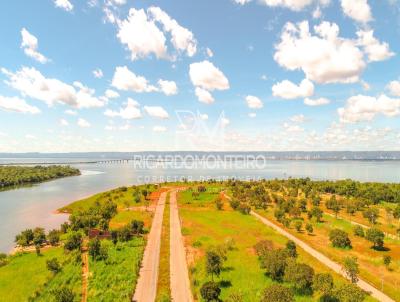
47;229;60;246
333;283;366;302
353;225;365;237
260;284;294;302
46;258;61;274
15;229;34;246
285;240;297;258
206;250;222;280
313;273;334;296
365;228;385;249
309;206;323;222
305;223;313;234
89;238;101;260
52;287;75;302
363;208;379;224
33;227;46;246
284;260;314;291
383;255;391;269
294;221;302;232
260;249;289;281
343;256;359;283
329;229;351;248
200;282;221;302
64;232;82;251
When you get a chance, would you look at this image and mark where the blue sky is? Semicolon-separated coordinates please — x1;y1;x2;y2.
1;0;400;152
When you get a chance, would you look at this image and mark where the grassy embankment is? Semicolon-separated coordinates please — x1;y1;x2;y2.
0;248;81;302
256;194;400;301
156;192;171;301
177;185;372;302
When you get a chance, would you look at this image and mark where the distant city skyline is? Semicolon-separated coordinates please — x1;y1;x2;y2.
1;0;400;152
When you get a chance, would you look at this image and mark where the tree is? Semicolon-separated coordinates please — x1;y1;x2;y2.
238;203;251;215
285;240;297;258
214;197;223;210
33;227;46;246
64;232;82;251
329;229;351;249
383;255;391;269
259;249;288;281
141;189;148;199
393;204;400;219
365;228;385;250
313;273;334;296
343;256;359;283
229;198;240;210
48;229;60;246
254;240;274;257
206;250;222;280
284;260;314;292
294;221;302;232
363;208;379;224
333;283;366;302
200;281;221;302
47;258;61;274
260;284;294;302
309;206;323;222
131;220;144;234
15;229;34;246
305;223;313;235
312;195;321;206
353;225;365;237
332;202;341;218
89;238;101;260
52;287;75;302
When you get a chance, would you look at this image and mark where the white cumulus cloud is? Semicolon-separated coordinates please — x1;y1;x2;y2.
77;118;91;128
356;30;394;62
0;95;40;114
144;106;169;119
274;21;366;84
340;0;372;24
245;95;263;109
20;28;49;64
111;66;157;93
54;0;73;11
338;94;400;123
195;87;214;104
304;97;330;106
104;98;141;120
2;67;104;108
387;81;400;96
105;89;120;99
158;79;178;96
272;79;314;99
189;60;229;91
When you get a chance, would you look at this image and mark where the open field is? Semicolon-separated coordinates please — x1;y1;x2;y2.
87;238;145;301
177;185;372;302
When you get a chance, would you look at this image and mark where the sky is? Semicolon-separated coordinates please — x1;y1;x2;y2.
1;0;400;152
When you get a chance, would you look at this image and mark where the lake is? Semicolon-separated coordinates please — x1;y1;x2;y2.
1;158;400;252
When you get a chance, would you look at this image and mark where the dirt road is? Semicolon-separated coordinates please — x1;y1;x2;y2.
133;192;167;302
170;190;193;302
251;211;395;302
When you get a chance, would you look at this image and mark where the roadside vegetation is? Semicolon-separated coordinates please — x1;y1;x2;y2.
0;165;80;190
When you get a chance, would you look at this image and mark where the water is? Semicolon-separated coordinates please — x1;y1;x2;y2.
1;158;400;253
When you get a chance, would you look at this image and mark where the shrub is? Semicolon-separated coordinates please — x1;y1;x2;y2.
200;281;221;302
205;250;222;280
238;203;251;215
259;249;289;281
214;197;223;210
294;221;302;232
52;287;75;302
365;227;385;249
305;223;313;234
284;260;314;291
64;232;82;251
46;258;61;274
353;225;365;237
363;208;379;224
260;284;294;302
329;229;351;248
333;283;366;302
343;256;359;283
383;255;391;268
254;240;274;257
285;240;297;258
313;273;334;295
48;229;60;246
229;198;240;210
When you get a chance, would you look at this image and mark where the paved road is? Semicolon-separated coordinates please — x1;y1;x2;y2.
170;190;193;302
251;211;395;302
133;192;167;302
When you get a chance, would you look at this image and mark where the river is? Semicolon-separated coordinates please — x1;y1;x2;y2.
1;158;400;252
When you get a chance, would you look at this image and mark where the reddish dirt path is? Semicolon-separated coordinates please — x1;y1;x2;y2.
133;191;167;302
170;189;193;302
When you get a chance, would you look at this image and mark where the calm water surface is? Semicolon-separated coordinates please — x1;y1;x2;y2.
1;158;400;252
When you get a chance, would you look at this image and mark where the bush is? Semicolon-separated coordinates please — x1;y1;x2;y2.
284;260;314;291
52;287;75;302
313;273;334;295
64;232;82;251
229;198;240;210
305;223;313;234
214;197;223;210
238;203;251;215
205;250;222;280
259;249;289;281
329;229;351;248
343;256;359;283
294;221;302;232
285;240;297;258
363;208;379;224
353;225;365;237
254;240;274;257
260;284;294;302
333;283;366;302
365;227;385;249
46;258;61;274
48;229;60;246
0;253;8;267
200;281;221;302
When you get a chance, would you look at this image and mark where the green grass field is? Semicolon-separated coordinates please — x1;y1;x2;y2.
156;193;171;302
177;188;371;302
87;238;145;301
0;247;78;302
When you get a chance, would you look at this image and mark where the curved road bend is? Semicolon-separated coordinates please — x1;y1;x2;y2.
251;211;395;302
133;191;167;302
170;189;193;302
